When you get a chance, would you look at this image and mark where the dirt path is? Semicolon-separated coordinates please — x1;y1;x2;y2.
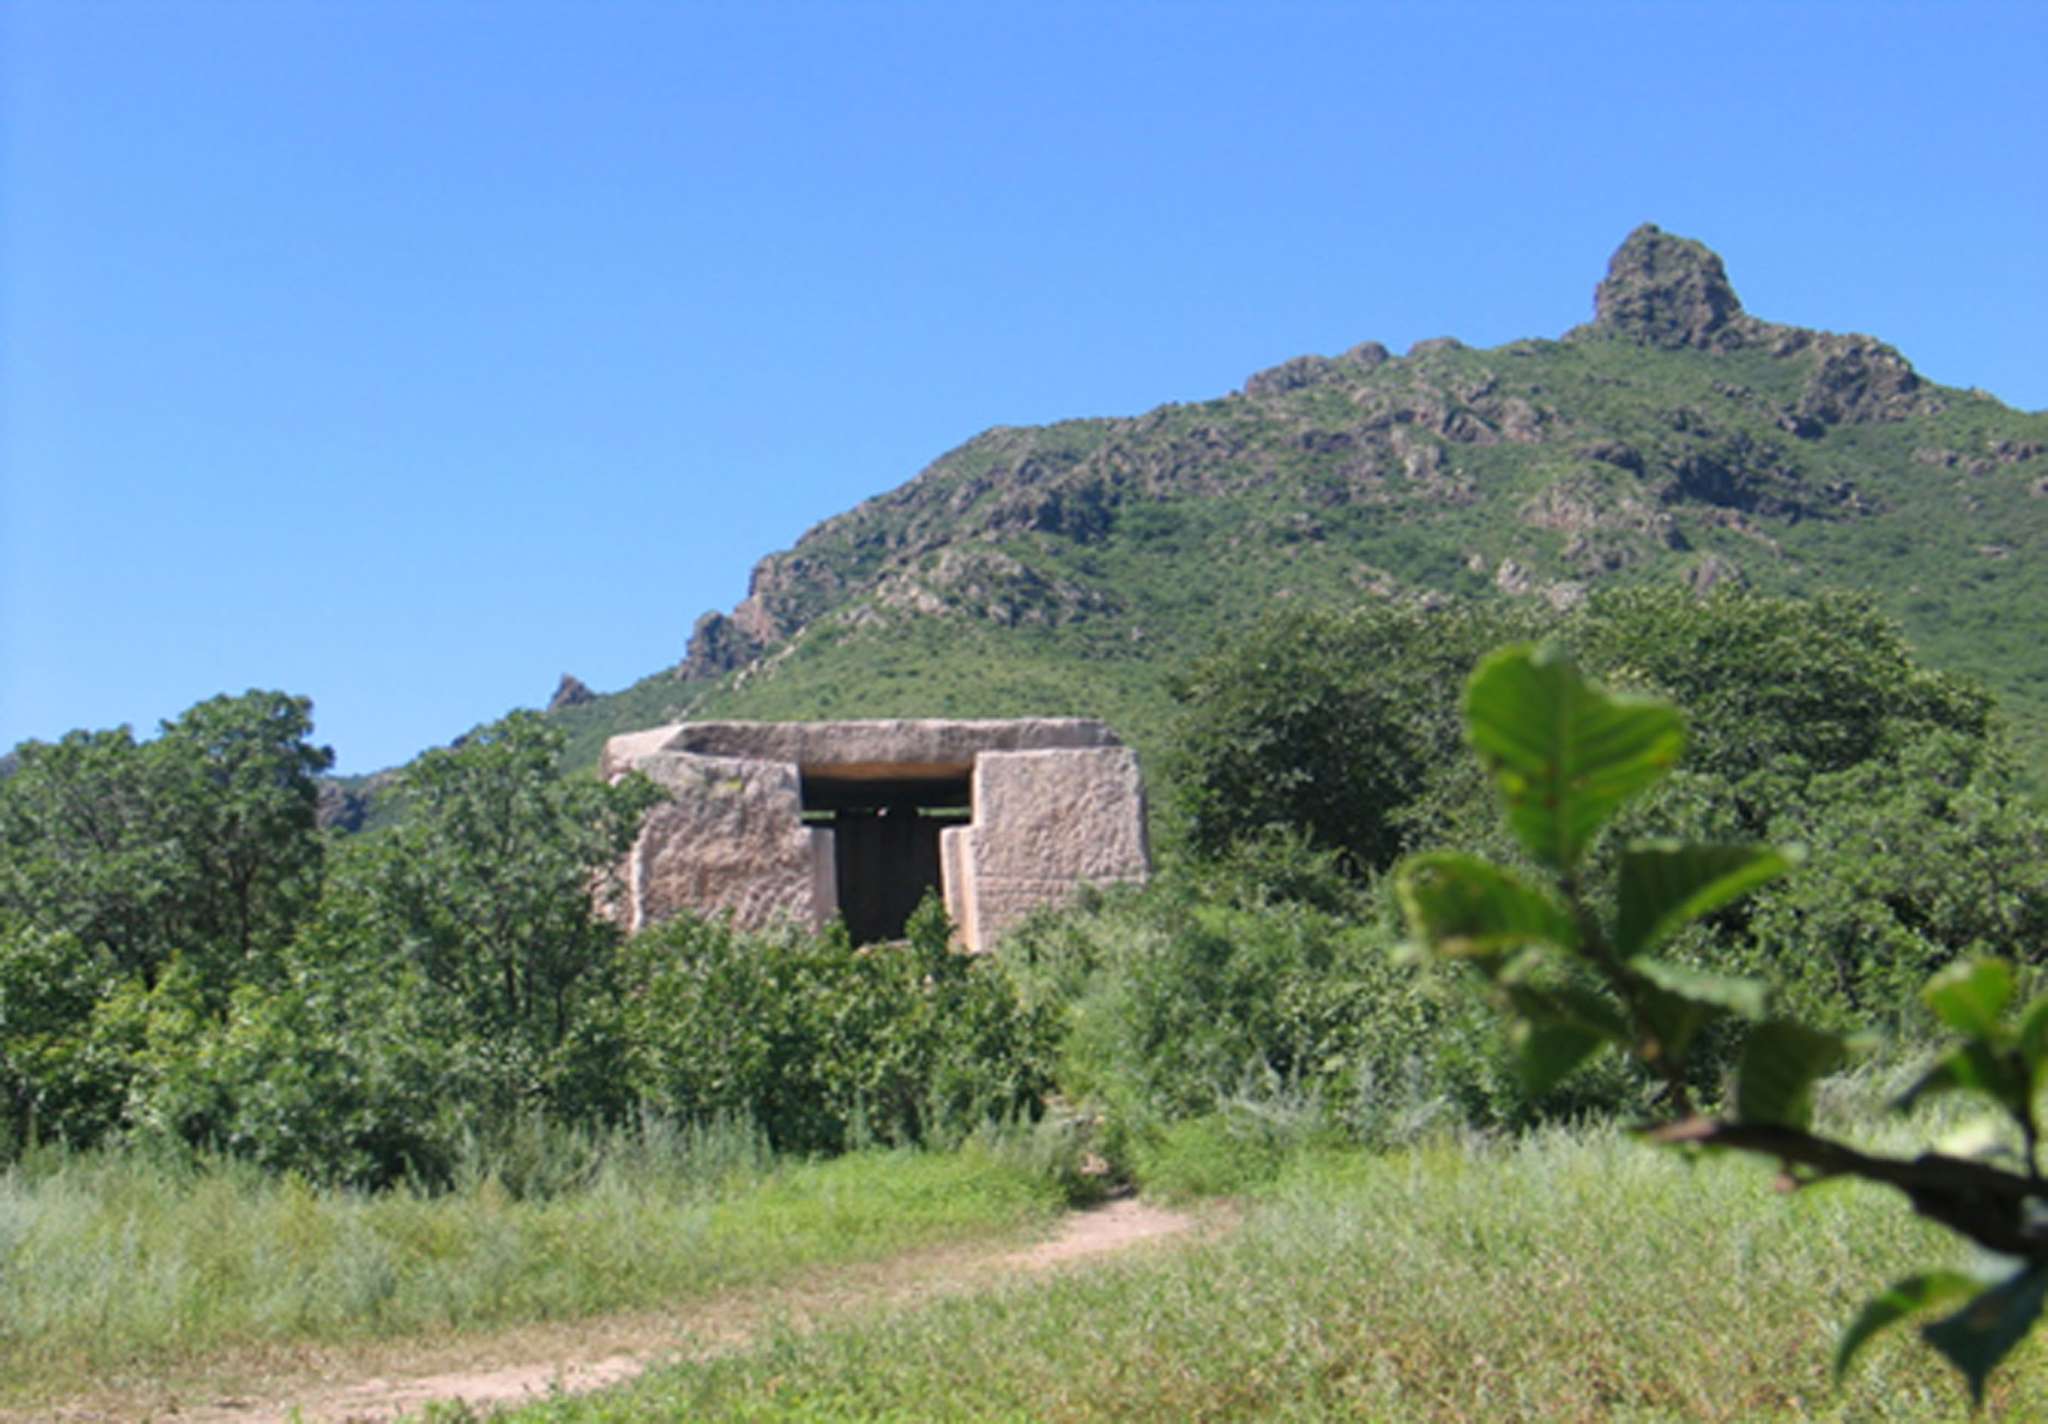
43;1197;1206;1424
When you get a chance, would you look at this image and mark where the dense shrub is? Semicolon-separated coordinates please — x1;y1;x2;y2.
623;897;1058;1155
339;712;661;1125
1005;845;1652;1156
1171;587;2003;872
1162;586;2048;1079
1167;602;1527;875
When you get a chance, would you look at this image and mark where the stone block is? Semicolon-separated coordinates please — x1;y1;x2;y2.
965;746;1150;947
619;752;822;935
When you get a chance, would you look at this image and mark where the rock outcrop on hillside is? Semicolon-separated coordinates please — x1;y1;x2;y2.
589;224;2048;777
671;223;2009;686
547;674;597;711
1576;223;1759;351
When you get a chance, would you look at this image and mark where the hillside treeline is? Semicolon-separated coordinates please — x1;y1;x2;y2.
4;586;2044;1188
0;705;1050;1188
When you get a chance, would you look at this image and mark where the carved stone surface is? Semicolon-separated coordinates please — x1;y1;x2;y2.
603;719;1151;949
618;752;819;935
964;747;1150;946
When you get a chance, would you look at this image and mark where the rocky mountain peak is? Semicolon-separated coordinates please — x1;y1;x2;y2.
547;673;597;711
1585;224;1752;350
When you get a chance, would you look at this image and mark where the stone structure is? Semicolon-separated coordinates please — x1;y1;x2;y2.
602;718;1150;951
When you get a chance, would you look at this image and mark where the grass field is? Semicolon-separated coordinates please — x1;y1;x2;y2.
0;1121;1064;1409
8;1089;2045;1420
489;1121;2044;1423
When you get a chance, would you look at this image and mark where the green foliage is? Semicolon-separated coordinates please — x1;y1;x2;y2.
0;691;332;996
1169;588;2048;1106
623;898;1057;1155
340;712;662;1125
150;691;335;984
120;942;463;1189
1400;642;2048;1404
0;692;333;1153
1171;587;2005;876
0;727;183;986
1168;601;1526;874
0;924;129;1154
1736;729;2048;1028
1005;845;1648;1161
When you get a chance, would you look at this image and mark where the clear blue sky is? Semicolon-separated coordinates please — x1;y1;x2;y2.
5;1;2043;774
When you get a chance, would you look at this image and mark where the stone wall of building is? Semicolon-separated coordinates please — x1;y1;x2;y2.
616;751;823;935
603;719;1150;949
957;747;1150;947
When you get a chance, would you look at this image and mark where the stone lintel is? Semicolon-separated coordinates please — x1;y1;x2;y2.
663;718;1124;770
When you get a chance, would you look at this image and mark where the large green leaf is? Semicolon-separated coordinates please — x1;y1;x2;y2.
1921;1267;2048;1406
1395;851;1577;963
1507;1018;1609;1097
1614;843;1802;960
1635;985;1723;1066
2019;995;2048;1092
1463;644;1686;873
1923;959;2014;1042
1736;1019;1851;1129
1627;957;1768;1021
1624;958;1768;1071
1898;1041;2029;1120
1834;1271;1980;1382
1500;982;1632;1043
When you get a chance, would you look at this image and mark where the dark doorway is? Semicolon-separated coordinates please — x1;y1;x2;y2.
802;767;971;944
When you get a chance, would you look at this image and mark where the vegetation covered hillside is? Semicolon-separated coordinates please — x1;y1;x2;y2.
542;224;2048;795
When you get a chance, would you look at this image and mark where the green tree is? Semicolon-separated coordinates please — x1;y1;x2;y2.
348;711;661;1121
1170;588;2001;879
0;726;182;985
153;691;333;992
1566;586;1994;834
0;690;332;996
1168;601;1526;875
0;692;333;1154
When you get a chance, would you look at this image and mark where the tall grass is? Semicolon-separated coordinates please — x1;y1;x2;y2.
0;1117;1064;1405
498;1112;2046;1422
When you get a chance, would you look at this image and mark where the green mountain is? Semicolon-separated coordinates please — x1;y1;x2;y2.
544;224;2048;796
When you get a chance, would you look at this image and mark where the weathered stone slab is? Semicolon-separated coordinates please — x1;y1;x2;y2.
665;718;1123;770
965;747;1150;946
601;725;684;783
617;752;822;935
940;824;977;949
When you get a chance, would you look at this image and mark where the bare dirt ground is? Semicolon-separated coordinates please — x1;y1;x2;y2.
23;1197;1207;1424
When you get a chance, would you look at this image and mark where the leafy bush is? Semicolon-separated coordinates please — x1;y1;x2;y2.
1399;642;2048;1403
1005;845;1652;1164
623;898;1057;1155
1167;601;1525;875
118;945;467;1190
1166;586;2048;1083
0;923;132;1154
